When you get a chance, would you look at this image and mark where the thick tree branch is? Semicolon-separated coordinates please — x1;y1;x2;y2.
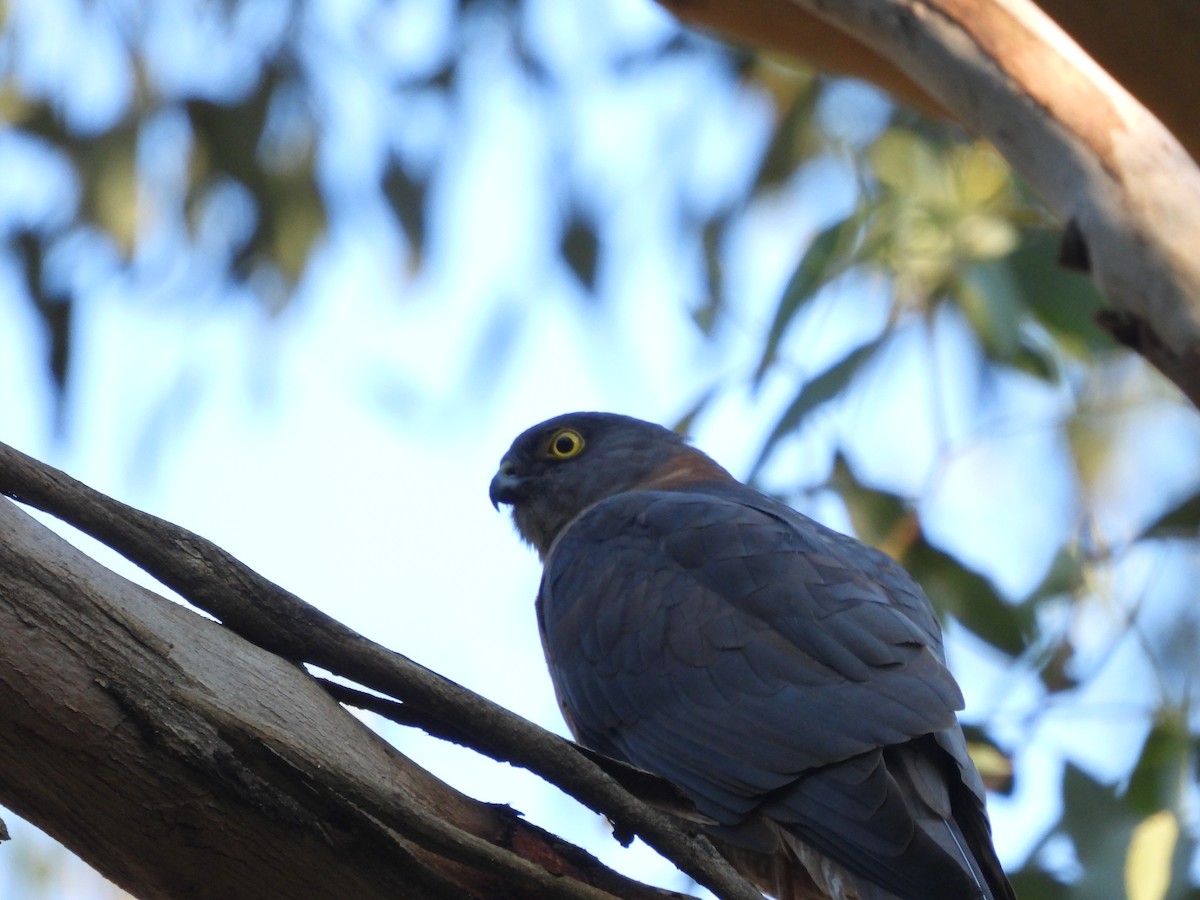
0;440;761;900
2;496;629;899
661;0;1200;405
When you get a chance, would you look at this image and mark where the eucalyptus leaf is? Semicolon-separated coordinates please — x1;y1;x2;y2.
1140;490;1200;540
383;159;428;264
1007;231;1111;357
750;337;884;479
826;453;909;551
1061;764;1140;899
1125;720;1191;818
905;539;1030;657
561;214;600;294
755;210;868;384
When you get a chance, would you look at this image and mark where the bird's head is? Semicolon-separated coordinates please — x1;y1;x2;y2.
489;412;729;557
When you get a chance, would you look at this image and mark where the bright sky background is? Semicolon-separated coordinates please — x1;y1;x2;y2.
4;0;1199;897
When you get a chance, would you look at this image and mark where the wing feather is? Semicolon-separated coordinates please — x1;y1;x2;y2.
538;483;1001;899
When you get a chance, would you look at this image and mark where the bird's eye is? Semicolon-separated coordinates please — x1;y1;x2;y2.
547;428;585;459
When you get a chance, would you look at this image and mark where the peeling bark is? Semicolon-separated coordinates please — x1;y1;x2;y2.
660;0;1200;406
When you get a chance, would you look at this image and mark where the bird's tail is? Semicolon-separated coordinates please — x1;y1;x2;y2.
712;826;883;900
888;735;1016;900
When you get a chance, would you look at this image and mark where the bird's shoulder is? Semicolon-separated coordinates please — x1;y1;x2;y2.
537;480;966;809
543;480;945;658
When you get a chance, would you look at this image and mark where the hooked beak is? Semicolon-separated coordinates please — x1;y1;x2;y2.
489;459;525;510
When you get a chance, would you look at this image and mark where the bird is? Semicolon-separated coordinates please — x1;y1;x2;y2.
489;412;1015;900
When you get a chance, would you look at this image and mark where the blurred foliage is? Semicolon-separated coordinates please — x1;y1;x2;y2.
3;0;1200;897
718;55;1200;899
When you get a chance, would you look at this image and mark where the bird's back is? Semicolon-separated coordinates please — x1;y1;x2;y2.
539;483;1013;900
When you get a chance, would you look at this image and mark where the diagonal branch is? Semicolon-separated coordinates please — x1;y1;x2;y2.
0;494;698;900
0;439;761;900
660;0;1200;405
316;677;709;825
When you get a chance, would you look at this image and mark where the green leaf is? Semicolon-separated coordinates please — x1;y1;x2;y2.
827;453;909;552
267;169;326;285
1006;230;1111;357
671;388;718;437
1025;546;1084;604
1056;758;1195;900
185;70;277;191
1125;719;1190;818
1009;335;1060;382
692;214;729;335
748;63;822;191
952;263;1023;363
961;723;1014;794
13;230;73;434
1022;548;1085;693
1140;490;1200;540
383;158;428;265
1037;640;1077;694
560;213;599;294
749;337;883;479
904;539;1030;657
827;453;1030;655
754;210;867;384
1006;868;1069;900
1060;764;1140;899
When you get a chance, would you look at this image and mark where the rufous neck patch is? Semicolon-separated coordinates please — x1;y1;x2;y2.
632;451;733;491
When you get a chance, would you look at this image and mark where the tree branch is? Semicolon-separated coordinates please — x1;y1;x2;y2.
0;439;761;900
0;497;529;899
660;0;1200;405
316;678;710;828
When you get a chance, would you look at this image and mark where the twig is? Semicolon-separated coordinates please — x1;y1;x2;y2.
317;678;710;826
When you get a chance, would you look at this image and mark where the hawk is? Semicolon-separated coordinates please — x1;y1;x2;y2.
490;412;1015;900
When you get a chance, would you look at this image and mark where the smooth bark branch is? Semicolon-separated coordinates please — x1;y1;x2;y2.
0;440;762;900
661;0;1200;405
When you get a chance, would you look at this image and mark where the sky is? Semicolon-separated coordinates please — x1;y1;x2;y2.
3;0;1198;897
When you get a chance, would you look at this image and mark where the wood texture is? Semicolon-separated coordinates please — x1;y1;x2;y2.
0;497;693;900
660;0;1200;405
0;436;761;900
662;0;1200;163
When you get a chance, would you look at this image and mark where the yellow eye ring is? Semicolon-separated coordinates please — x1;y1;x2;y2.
547;428;585;459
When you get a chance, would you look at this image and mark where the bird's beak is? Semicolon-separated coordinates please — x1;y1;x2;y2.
489;460;525;510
